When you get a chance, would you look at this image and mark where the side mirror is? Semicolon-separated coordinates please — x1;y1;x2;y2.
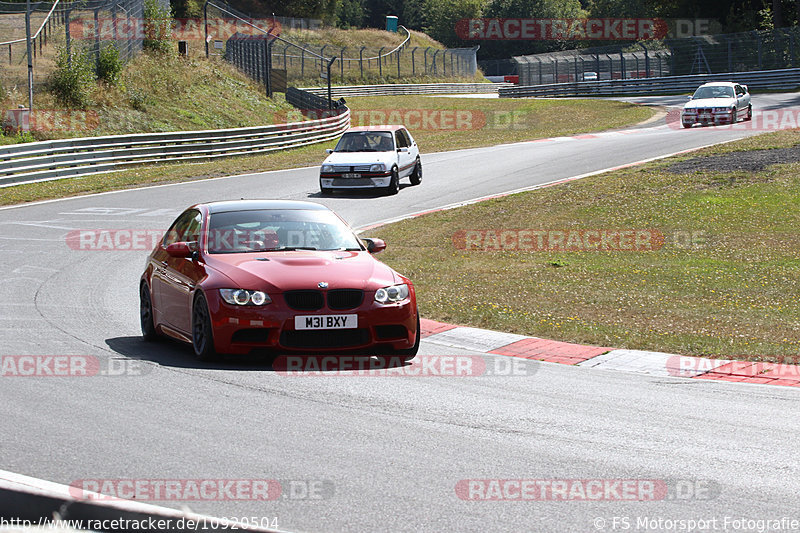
362;238;386;254
166;242;193;258
325;149;333;154
687;95;693;100
397;147;409;153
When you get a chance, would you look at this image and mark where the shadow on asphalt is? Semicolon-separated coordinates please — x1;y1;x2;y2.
104;336;411;373
306;184;412;200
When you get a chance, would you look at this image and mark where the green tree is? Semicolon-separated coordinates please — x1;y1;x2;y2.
336;0;366;28
423;0;487;47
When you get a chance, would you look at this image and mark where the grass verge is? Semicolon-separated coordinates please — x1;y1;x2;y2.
0;97;653;206
372;129;800;361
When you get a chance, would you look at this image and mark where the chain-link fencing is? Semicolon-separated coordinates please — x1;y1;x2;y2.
0;0;149;106
515;26;800;85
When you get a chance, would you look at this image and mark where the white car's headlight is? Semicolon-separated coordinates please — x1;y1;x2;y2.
220;289;272;306
683;108;697;114
321;164;334;173
713;107;732;112
369;163;386;172
374;283;409;304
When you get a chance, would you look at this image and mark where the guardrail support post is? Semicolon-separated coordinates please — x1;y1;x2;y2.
411;47;417;76
424;48;428;74
359;46;365;79
341;47;345;80
25;0;33;111
204;1;209;58
397;48;401;77
378;46;384;76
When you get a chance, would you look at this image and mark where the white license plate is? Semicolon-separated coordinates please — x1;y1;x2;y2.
342;173;361;178
295;314;357;330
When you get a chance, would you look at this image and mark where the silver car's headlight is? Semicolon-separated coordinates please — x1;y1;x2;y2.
369;163;386;172
220;289;271;306
321;164;334;173
374;283;409;304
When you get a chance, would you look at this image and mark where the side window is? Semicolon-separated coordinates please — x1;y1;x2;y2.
395;131;407;148
163;209;201;246
184;211;202;243
401;129;413;146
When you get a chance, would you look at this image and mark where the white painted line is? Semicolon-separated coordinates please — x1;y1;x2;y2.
424;327;528;352
0;469;289;532
577;349;730;378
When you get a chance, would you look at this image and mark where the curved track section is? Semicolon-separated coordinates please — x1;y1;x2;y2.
1;94;799;532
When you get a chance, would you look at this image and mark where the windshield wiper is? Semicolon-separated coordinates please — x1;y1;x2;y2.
268;246;319;251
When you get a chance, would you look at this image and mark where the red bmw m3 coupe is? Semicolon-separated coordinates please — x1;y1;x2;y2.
139;200;419;360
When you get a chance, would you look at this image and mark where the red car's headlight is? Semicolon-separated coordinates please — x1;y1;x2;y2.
219;289;272;306
374;284;409;304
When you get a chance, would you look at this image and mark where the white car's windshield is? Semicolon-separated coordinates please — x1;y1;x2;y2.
206;209;362;253
334;131;395;152
693;86;735;99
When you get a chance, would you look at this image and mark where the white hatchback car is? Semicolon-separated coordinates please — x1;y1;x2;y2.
320;125;422;195
681;82;752;128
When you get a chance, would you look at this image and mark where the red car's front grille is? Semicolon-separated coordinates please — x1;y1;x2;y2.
280;329;370;349
327;289;364;310
283;289;364;311
284;290;325;310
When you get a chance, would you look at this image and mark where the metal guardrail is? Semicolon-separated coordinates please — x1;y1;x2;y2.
301;82;510;98
499;68;800;98
0;109;350;187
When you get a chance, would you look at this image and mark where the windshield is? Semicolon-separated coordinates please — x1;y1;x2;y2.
334;131;395;152
692;86;734;99
206;209;362;253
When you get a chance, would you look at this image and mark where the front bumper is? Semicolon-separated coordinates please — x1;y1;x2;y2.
205;290;417;355
682;109;736;125
320;172;392;189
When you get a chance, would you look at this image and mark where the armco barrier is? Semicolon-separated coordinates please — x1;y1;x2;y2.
499;68;800;98
302;82;510;98
0;108;349;187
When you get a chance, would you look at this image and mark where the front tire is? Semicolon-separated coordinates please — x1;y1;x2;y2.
385;167;400;196
744;104;752;121
140;282;158;342
192;293;217;361
410;158;422;185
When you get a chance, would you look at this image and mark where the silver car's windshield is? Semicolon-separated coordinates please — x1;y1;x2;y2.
334;131;395;152
693;86;734;99
206;209;362;253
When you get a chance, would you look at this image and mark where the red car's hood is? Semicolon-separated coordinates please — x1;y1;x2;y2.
204;250;399;292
